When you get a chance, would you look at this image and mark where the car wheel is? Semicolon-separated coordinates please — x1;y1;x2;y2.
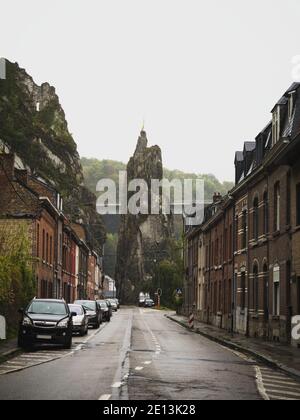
80;328;85;337
63;336;72;349
18;333;33;351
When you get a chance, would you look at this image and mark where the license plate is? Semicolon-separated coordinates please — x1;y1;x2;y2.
36;335;52;340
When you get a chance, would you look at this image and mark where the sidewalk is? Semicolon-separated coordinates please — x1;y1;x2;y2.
0;338;19;359
166;313;300;380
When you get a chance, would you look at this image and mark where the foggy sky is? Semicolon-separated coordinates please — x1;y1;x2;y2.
1;0;300;182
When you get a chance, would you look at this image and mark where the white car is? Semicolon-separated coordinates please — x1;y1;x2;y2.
68;304;89;336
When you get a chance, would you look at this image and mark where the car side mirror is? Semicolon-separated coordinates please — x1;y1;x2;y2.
71;312;77;317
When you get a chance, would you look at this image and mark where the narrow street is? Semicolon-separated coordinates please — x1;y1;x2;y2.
1;308;299;400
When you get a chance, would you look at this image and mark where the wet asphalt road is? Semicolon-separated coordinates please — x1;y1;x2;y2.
0;307;261;400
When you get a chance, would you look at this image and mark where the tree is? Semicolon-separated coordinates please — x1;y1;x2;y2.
0;222;36;336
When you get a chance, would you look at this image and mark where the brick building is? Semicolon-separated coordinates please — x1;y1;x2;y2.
184;82;300;347
0;154;60;298
0;152;102;304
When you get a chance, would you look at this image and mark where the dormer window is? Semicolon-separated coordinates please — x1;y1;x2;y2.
272;107;280;146
288;92;295;121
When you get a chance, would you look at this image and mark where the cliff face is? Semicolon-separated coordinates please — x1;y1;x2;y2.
0;59;105;251
115;130;173;304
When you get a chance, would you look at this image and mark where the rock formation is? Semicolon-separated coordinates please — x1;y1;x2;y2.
0;59;105;252
115;130;174;304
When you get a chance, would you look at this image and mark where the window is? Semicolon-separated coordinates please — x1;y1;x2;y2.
272;107;280;145
288;92;295;121
263;264;269;321
50;236;52;265
241;272;246;310
42;229;45;261
297;184;300;226
263;192;269;234
46;233;49;263
242;211;247;249
253;197;259;241
286;172;291;226
224;229;228;261
37;224;40;258
253;264;259;312
235;216;239;252
286;261;291;308
229;224;233;258
274;183;280;232
273;264;280;316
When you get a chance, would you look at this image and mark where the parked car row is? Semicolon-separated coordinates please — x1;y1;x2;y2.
17;297;120;350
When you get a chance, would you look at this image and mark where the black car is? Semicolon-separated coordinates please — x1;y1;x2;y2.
97;300;111;322
74;300;102;329
18;299;77;350
144;299;155;308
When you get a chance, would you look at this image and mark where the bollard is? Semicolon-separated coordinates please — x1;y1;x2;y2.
189;313;194;329
0;315;6;340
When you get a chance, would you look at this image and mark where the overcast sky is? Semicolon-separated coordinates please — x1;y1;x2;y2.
1;0;300;181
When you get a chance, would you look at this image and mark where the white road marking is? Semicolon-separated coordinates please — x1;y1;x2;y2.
255;366;270;401
144;361;152;365
268;389;300;398
268;395;298;401
263;382;300;391
99;394;112;400
0;325;107;376
263;378;298;386
135;366;144;371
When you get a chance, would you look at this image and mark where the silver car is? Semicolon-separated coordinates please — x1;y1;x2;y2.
68;304;89;336
108;299;118;312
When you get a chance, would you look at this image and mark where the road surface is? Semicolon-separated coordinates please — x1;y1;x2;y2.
0;307;299;400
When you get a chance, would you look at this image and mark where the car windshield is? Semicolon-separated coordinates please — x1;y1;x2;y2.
75;301;96;311
28;301;67;316
68;305;83;315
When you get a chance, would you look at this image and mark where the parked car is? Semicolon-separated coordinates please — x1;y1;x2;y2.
107;299;118;312
114;298;120;309
144;299;155;308
18;298;76;350
105;300;113;319
68;304;89;336
97;300;111;322
74;300;102;329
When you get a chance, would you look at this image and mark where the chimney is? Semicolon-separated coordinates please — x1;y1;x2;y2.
0;153;15;184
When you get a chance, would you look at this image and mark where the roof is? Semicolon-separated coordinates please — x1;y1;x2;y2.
284;82;300;96
235;151;244;162
244;141;256;153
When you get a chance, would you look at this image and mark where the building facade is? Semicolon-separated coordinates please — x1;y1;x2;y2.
184;82;300;347
0;152;101;304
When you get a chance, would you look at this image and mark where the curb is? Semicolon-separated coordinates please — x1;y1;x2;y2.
166;315;300;382
0;347;20;359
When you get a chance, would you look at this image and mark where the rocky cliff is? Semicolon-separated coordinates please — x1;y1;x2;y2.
0;59;105;251
115;130;174;304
